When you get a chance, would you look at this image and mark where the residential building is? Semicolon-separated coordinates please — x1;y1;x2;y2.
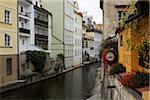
73;2;82;66
18;0;52;78
82;19;89;62
116;1;149;100
42;0;75;68
82;12;92;62
100;0;138;38
82;13;102;62
0;0;18;84
18;0;33;53
117;1;149;75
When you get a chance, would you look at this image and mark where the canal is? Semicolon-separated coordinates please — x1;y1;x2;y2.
1;62;100;100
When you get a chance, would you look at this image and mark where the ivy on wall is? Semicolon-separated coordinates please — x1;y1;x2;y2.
25;50;46;73
118;1;149;53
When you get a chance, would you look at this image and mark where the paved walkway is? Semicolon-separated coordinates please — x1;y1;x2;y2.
87;63;115;100
0;80;26;87
87;67;102;100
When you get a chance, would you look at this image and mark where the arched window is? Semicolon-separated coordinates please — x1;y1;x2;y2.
5;34;10;46
21;6;23;12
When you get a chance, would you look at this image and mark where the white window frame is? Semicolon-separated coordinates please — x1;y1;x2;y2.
5;34;11;46
4;9;11;24
117;11;125;22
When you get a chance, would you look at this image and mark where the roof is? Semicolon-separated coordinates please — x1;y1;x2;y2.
115;0;149;34
125;0;149;23
74;10;83;17
115;5;128;8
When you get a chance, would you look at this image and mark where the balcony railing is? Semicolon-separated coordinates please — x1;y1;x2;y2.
19;28;30;34
19;12;30;18
35;18;48;28
90;47;94;50
35;34;48;50
35;34;48;41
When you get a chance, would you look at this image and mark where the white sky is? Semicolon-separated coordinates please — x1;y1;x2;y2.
76;0;103;24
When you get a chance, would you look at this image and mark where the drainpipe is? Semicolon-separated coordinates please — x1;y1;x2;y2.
17;0;20;80
63;0;65;69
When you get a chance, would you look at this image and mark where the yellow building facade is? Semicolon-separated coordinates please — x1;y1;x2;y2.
118;15;149;74
117;4;149;99
0;0;18;84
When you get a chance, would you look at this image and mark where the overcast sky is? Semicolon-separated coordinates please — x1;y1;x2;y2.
76;0;103;24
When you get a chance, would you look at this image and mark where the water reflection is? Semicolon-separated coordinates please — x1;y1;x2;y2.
1;63;100;100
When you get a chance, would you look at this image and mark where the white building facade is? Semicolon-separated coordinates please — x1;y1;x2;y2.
18;0;52;53
73;2;82;66
18;0;52;78
42;0;77;68
93;31;102;61
64;0;75;68
18;0;33;52
82;13;102;62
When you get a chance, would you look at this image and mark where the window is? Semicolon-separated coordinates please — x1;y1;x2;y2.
6;58;12;76
75;17;77;22
118;11;125;21
5;34;10;46
86;41;88;48
138;44;150;69
82;41;84;48
120;34;123;46
21;6;23;12
21;63;26;72
35;1;38;6
21;22;24;28
22;39;25;45
4;10;11;23
75;28;77;34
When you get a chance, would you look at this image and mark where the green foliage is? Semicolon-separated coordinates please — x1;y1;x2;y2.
118;2;149;53
131;71;149;88
57;53;64;60
121;71;149;88
109;63;126;75
137;40;149;53
25;50;46;73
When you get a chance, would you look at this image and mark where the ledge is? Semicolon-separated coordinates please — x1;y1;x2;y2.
115;73;143;98
0;21;12;25
0;46;13;48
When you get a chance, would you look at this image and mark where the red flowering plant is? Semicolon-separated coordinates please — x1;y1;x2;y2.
120;71;149;88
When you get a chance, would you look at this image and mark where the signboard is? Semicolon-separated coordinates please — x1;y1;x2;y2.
106;52;115;62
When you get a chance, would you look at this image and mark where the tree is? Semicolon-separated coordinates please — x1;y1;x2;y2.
25;50;46;73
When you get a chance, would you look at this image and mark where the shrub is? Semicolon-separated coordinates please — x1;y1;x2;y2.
57;53;64;60
109;63;126;75
121;71;150;88
25;50;46;73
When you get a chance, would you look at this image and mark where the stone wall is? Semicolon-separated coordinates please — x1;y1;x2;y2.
0;54;18;84
113;75;142;100
103;0;137;38
19;53;51;79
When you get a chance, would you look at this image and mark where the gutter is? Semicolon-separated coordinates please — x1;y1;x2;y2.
17;0;20;80
63;0;65;68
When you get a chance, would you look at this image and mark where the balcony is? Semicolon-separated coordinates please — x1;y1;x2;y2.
90;47;94;50
18;0;31;5
35;34;48;41
19;28;30;34
35;34;48;50
35;18;48;28
19;12;30;20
